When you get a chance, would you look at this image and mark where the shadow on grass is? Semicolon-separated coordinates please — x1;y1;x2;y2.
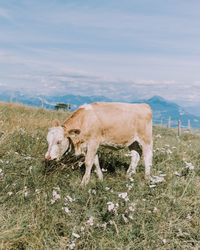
42;148;135;177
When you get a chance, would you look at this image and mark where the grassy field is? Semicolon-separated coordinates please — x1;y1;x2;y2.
0;102;200;250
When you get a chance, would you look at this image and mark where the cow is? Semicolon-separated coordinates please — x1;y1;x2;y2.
45;102;153;186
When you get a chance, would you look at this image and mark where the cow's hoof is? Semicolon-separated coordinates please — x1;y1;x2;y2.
80;178;89;187
126;172;135;179
98;175;103;181
144;175;151;183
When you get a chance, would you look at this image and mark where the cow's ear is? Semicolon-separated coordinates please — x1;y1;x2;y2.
52;119;61;127
68;129;81;136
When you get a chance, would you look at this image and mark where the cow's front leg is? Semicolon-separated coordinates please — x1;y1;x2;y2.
81;142;98;186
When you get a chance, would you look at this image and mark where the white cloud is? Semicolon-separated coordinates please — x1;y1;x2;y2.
136;80;176;85
0;7;11;20
1;1;200;107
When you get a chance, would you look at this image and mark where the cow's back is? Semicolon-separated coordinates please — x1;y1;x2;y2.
91;102;152;145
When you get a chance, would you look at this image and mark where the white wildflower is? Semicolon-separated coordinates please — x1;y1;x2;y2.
118;192;129;202
150;175;165;184
35;189;40;194
107;201;119;214
102;168;107;172
7;191;13;196
24;156;32;160
158;172;166;177
105;187;111;191
62;206;70;214
174;171;182;177
128;214;134;220
0;168;4;178
78;161;84;167
101;223;107;229
65;195;75;203
126;183;134;191
166;149;172;154
107;201;115;212
19;128;26;134
153;207;159;213
86;216;94;226
91;189;96;195
177;228;190;237
53;190;61;199
50;189;61;204
80;226;85;232
186;214;192;220
149;184;157;188
185;162;195;170
109;220;114;225
69;240;76;250
122;214;129;223
128;177;134;182
162;239;167;244
88;189;96;195
72;233;80;239
128;203;136;212
24;186;29;198
156;134;162;138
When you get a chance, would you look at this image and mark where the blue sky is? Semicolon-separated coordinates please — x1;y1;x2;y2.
1;0;200;107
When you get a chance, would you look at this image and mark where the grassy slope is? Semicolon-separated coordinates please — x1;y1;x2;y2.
0;102;200;250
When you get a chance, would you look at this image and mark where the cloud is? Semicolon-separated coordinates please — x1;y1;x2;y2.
1;47;200;106
0;1;200;107
136;80;176;85
0;7;11;19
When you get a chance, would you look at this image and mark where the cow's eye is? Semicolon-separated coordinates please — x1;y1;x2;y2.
57;140;61;145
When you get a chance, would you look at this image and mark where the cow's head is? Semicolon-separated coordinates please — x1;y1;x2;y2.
45;120;70;161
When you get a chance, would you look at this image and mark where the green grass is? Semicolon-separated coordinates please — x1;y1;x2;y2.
0;102;200;249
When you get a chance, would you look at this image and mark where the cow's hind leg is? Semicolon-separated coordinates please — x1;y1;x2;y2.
94;155;103;181
81;142;98;186
142;143;153;180
126;150;140;178
126;141;141;178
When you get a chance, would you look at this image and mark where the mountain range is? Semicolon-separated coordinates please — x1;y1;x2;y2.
0;90;200;129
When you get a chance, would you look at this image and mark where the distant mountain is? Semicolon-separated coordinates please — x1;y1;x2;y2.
184;106;200;117
143;96;200;129
44;94;112;109
0;91;112;110
0;91;199;129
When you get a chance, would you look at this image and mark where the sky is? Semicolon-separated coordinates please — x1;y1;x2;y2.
1;0;200;107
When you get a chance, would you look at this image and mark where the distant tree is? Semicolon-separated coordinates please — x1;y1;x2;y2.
55;103;71;111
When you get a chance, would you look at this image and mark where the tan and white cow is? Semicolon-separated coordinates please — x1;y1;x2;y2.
45;102;153;186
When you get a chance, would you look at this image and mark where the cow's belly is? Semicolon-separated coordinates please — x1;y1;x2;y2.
101;142;125;150
101;133;135;148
